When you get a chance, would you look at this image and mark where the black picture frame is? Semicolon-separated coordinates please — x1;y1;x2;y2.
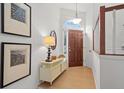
1;3;31;37
1;42;31;88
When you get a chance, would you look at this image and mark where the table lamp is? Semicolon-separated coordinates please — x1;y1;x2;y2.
43;36;55;62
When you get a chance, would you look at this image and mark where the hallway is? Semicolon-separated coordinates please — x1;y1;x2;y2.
39;66;96;89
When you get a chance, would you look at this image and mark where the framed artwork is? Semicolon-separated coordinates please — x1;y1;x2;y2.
1;3;31;37
1;42;31;88
50;30;57;50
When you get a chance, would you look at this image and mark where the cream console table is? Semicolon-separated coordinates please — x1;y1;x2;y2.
40;58;67;85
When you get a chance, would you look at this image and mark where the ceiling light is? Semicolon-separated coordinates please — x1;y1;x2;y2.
72;2;82;24
72;18;82;24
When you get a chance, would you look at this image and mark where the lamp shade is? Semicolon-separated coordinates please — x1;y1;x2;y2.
72;18;82;24
43;36;55;46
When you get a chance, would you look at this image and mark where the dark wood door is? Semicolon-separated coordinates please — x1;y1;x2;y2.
68;30;83;67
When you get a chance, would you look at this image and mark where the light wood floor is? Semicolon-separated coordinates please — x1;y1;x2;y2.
39;66;96;89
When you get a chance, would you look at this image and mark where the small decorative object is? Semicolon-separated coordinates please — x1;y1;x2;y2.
51;56;57;61
1;42;31;88
43;36;55;62
50;30;57;50
58;54;65;58
1;3;31;37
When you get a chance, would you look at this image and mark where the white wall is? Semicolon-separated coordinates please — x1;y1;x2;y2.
92;53;124;89
55;3;94;68
105;11;114;53
0;3;94;89
105;8;124;54
100;55;124;89
75;3;94;68
92;51;100;88
0;4;38;88
92;3;124;89
1;3;123;89
0;3;61;89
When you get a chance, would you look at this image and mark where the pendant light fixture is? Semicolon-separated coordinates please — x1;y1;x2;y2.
72;1;82;24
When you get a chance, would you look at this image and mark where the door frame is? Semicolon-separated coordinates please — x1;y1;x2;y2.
62;29;69;67
63;29;83;67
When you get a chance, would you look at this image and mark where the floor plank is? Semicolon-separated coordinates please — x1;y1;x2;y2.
39;66;96;89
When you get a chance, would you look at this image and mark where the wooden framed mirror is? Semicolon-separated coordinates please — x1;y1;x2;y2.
50;30;57;50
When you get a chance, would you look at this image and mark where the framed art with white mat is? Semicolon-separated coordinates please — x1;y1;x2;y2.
1;42;31;88
1;3;31;37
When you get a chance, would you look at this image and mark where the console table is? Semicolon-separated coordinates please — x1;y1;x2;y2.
40;58;67;85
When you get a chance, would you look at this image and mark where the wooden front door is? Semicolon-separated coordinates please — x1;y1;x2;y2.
68;30;83;67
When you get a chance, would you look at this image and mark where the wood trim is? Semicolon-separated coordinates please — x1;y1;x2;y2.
93;4;124;56
103;4;124;56
101;54;124;56
105;4;124;12
92;49;124;56
93;50;100;55
93;29;94;50
100;6;105;55
93;16;99;51
93;17;99;33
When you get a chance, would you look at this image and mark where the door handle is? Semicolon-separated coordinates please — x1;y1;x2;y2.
69;47;71;52
69;49;71;52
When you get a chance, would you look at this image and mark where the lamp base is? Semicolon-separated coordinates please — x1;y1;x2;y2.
45;59;52;62
46;47;52;62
